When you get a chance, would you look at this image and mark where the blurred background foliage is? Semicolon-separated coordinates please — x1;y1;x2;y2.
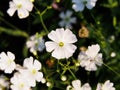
0;0;120;90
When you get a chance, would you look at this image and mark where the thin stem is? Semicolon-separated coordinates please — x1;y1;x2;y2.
68;68;77;79
41;6;52;16
39;13;49;33
34;6;49;34
0;17;19;30
103;63;120;77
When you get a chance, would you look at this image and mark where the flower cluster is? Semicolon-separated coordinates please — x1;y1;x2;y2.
67;79;115;90
96;80;115;90
78;44;103;71
0;52;43;90
0;0;119;89
66;79;91;90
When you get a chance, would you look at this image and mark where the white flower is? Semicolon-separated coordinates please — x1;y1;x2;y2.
61;75;67;81
0;51;16;73
10;73;31;90
45;28;77;59
110;52;116;57
26;34;45;54
7;0;33;19
78;44;103;71
108;35;115;43
59;10;76;29
96;80;115;90
66;79;91;90
20;57;43;87
41;78;46;84
72;0;97;12
46;82;52;87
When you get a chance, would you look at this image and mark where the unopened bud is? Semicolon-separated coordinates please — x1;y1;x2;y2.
61;75;67;81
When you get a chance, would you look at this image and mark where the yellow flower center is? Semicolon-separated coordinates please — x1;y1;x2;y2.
7;59;13;65
19;83;24;88
59;42;64;47
17;4;22;9
30;0;34;2
31;69;37;75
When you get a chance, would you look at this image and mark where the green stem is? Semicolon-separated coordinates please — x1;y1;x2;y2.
0;17;19;30
34;6;49;34
68;68;77;79
39;13;49;33
41;6;52;16
103;63;120;77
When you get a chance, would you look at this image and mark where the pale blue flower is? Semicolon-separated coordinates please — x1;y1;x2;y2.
26;34;45;54
72;0;97;12
59;10;76;29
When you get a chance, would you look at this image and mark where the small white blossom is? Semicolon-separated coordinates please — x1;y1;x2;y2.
7;0;33;19
46;82;52;87
108;35;115;43
26;34;45;54
110;52;116;57
59;10;76;29
66;79;91;90
20;57;43;87
61;75;67;81
0;51;16;73
41;78;46;84
72;0;97;12
10;73;31;90
78;44;103;71
45;28;77;59
96;80;115;90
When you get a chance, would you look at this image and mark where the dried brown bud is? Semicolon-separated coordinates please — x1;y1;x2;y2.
79;26;89;38
46;59;55;68
79;46;87;52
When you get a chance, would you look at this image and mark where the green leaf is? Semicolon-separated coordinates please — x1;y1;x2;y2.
0;27;29;38
0;11;4;17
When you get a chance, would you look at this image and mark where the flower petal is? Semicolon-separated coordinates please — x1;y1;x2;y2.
69;17;76;24
72;3;84;12
82;83;91;90
22;0;33;11
86;1;96;9
23;57;33;68
48;29;64;42
17;9;29;19
45;41;58;52
7;7;16;17
63;28;77;43
86;44;100;58
59;12;65;19
64;44;77;58
7;51;15;60
34;60;41;70
66;10;73;17
72;80;81;89
52;47;65;59
36;72;43;82
58;21;65;27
